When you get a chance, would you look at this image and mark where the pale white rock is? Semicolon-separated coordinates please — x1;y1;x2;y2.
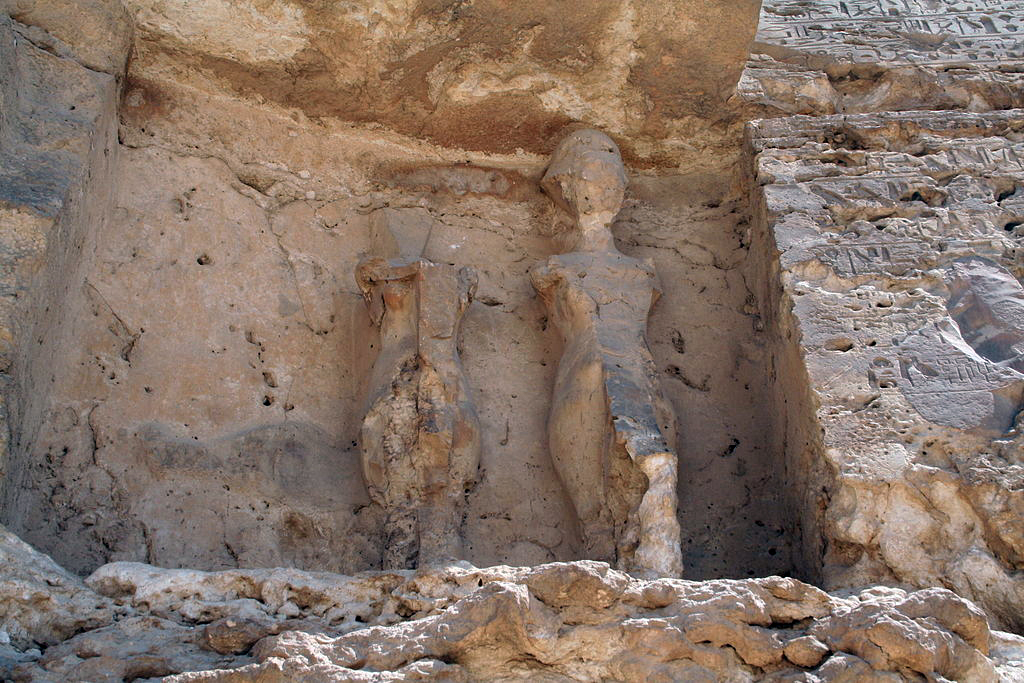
0;524;117;650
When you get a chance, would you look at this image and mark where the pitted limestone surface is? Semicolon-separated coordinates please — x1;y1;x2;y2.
749;109;1024;631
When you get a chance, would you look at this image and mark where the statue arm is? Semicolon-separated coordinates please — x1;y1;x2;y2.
457;266;478;314
530;261;564;298
355;257;418;325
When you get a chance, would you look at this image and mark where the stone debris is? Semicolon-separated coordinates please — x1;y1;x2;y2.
0;551;1018;682
0;524;117;651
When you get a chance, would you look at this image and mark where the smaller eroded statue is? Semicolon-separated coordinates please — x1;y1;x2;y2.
356;212;481;569
531;129;683;577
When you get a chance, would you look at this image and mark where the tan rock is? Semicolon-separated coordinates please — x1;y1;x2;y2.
1;0;132;75
784;635;829;668
119;0;761;162
82;560;1000;682
0;547;1010;682
201;617;276;656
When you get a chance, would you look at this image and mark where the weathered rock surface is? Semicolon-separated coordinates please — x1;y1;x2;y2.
120;0;761;163
9;1;1024;682
0;1;127;577
0;524;116;652
1;0;791;581
740;1;1024;117
3;555;1018;682
748;109;1024;632
0;0;132;75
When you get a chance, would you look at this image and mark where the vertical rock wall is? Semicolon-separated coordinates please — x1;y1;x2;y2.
742;0;1024;633
0;2;131;570
750;109;1024;631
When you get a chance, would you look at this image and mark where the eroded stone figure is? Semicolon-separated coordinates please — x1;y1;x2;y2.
531;129;683;577
356;213;481;569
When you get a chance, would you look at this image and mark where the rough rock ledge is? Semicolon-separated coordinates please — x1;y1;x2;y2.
2;525;1023;682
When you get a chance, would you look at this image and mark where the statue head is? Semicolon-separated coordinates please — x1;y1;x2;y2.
541;129;626;228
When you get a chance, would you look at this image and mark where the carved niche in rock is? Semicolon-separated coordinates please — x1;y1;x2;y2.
356;212;481;570
531;129;684;578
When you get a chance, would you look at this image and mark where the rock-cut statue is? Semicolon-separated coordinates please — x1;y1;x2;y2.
356;212;481;569
531;129;683;577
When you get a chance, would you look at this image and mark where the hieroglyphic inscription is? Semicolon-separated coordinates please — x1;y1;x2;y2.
924;146;1024;176
806;147;1024;182
757;110;1024;433
809;237;1010;276
765;0;1018;21
869;351;1019;394
863;315;1024;431
812;242;927;277
758;0;1024;65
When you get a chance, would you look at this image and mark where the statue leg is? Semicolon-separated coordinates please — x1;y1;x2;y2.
361;359;420;570
632;452;683;578
606;439;647;568
383;505;418;570
416;499;462;566
549;355;617;563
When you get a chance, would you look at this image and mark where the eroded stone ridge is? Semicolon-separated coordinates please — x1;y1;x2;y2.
749;109;1024;631
4;546;1020;682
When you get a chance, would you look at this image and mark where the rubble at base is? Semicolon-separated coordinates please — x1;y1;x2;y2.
0;529;1021;682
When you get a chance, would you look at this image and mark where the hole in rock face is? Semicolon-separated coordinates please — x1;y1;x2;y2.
196;253;212;265
997;188;1018;202
901;188;946;207
824;338;854;352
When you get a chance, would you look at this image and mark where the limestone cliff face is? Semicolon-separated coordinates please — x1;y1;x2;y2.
742;0;1024;638
2;0;1024;681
